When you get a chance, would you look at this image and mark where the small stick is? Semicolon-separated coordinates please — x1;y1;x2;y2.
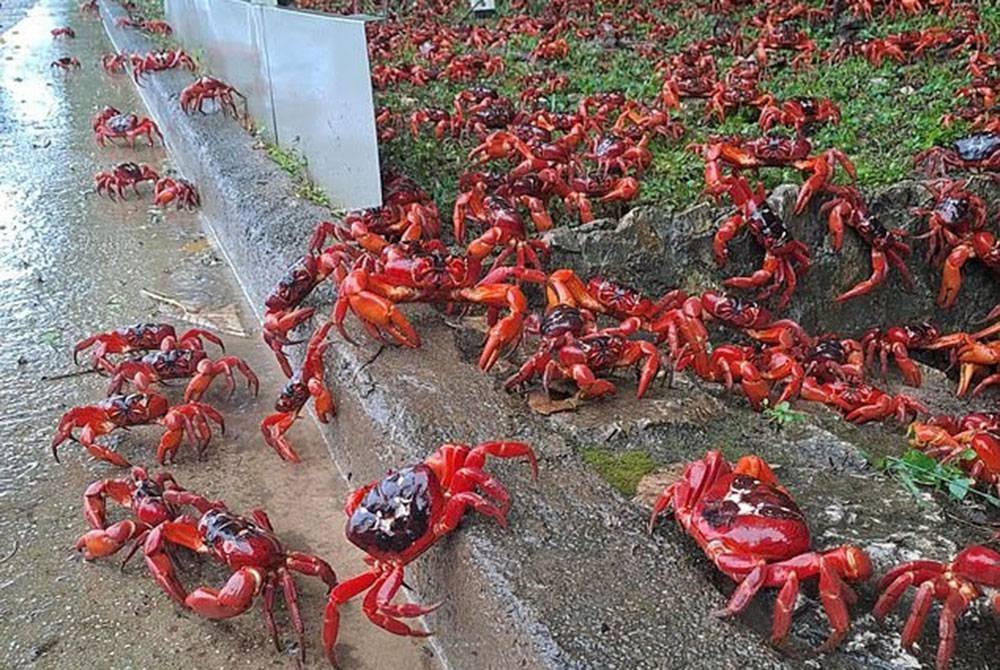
42;369;101;381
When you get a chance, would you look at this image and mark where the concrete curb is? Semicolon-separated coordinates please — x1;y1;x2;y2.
95;4;1000;670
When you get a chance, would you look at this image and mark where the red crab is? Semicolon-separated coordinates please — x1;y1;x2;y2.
94;162;159;199
260;326;335;463
505;314;663;400
942;335;1000;396
800;378;927;423
153;177;200;210
261;223;350;376
691;134;855;213
321;441;537;664
713;176;811;309
754;20;817;69
106;347;258;403
544;269;707;373
756;95;841;133
935;231;1000;309
909;413;1000;495
875;545;1000;670
912;178;989;266
92;106;163;147
116;18;173;35
915;133;1000;177
332;240;541;372
707;344;772;409
101;53;130;74
52;392;224;466
820;186;913;302
76;466;188;562
51;57;81;70
180;76;245;119
648;451;872;650
860;321;940;386
131;50;195;82
74;324;222;372
145;503;337;663
51;27;76;38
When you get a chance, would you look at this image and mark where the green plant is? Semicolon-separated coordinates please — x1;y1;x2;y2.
263;144;331;207
761;400;807;428
581;448;657;496
883;448;1000;508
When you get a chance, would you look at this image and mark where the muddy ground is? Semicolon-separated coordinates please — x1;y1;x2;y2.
0;3;435;669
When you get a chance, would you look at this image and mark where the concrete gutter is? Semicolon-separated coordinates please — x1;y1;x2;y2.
96;3;999;669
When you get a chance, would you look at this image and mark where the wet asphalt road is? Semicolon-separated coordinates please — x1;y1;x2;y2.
0;2;436;669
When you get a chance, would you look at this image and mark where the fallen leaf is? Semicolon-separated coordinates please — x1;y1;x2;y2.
141;289;250;337
182;237;211;254
633;465;687;509
527;391;581;415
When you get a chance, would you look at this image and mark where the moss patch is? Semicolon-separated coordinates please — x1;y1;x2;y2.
581;448;657;496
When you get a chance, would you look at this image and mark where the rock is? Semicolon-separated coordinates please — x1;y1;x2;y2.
548;177;1000;336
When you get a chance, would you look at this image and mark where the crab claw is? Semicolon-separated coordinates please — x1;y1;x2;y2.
260;412;302;463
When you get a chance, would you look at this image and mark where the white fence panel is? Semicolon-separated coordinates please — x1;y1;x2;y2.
165;0;381;209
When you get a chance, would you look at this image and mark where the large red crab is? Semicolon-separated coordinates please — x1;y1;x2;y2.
95;162;160;199
332;239;542;371
321;441;537;664
145;501;337;663
74;323;222;372
92;106;163;147
52;392;224;466
260;325;335;463
875;545;1000;670
180;76;245;119
131;49;196;82
648;450;872;650
713;176;811;309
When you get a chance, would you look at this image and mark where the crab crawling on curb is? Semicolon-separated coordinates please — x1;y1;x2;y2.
180;76;246;119
322;441;537;664
649;450;872;651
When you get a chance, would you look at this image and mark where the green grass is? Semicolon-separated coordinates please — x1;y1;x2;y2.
581;448;657;496
264;143;331;207
372;0;1000;227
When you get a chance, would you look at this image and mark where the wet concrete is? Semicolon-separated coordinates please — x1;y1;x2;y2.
0;3;435;669
89;2;1000;670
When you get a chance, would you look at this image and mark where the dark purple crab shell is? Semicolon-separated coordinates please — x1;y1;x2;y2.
954;133;1000;162
106;113;136;133
346;465;435;555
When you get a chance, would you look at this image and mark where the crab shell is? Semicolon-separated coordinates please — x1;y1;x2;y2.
691;470;811;561
345;464;443;565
